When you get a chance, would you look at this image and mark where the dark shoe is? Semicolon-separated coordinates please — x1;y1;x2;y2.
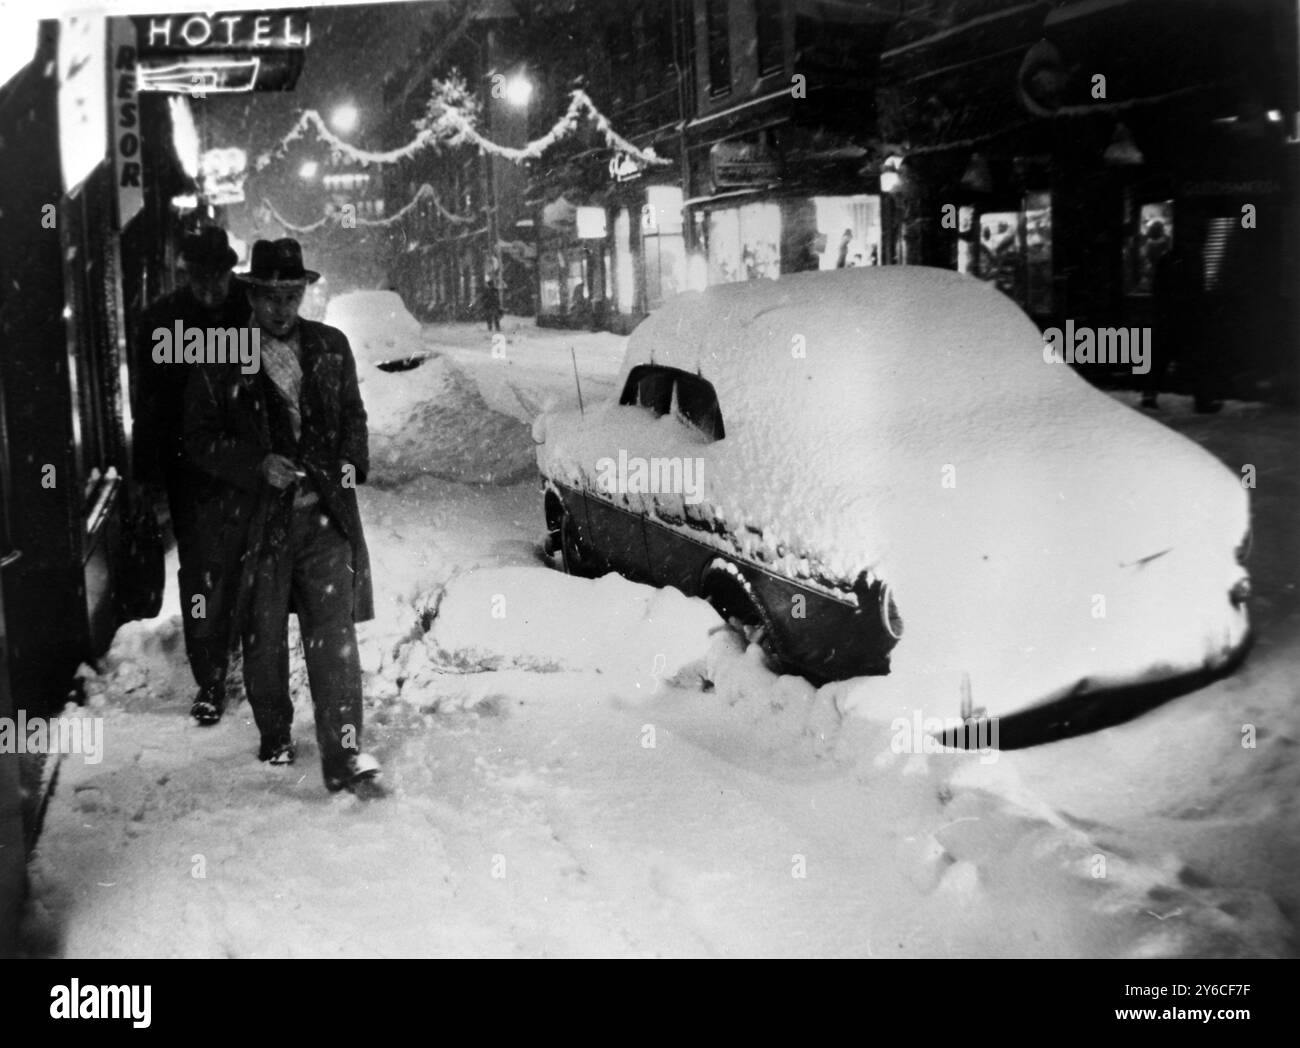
258;736;296;765
347;775;388;801
325;753;384;797
190;685;225;726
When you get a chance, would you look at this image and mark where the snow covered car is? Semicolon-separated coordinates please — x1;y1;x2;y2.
534;267;1252;717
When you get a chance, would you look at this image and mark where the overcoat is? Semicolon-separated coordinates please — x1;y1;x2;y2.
183;319;374;645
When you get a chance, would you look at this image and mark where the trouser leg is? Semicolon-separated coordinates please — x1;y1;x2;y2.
242;539;295;747
290;509;363;785
168;468;231;693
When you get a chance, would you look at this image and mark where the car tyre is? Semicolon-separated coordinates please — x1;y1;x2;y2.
559;509;592;577
702;562;786;674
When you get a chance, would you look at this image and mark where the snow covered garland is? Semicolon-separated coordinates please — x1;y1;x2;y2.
257;86;669;232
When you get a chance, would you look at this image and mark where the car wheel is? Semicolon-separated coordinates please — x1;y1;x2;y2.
559;509;592;577
702;563;785;673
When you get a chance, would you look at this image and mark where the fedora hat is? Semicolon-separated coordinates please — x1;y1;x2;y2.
180;226;238;270
239;238;320;287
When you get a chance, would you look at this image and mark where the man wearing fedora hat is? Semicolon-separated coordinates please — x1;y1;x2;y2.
136;225;248;727
185;238;383;797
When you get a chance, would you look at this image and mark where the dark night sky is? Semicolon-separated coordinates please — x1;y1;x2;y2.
198;1;449;239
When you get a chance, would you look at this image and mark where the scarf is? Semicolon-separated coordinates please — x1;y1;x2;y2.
260;329;303;444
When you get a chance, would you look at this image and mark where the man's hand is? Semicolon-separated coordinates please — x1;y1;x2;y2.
260;453;300;489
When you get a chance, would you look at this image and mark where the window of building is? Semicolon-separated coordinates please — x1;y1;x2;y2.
755;0;783;76
812;195;880;269
706;202;781;284
1123;200;1173;296
705;0;731;96
641;185;685;311
1024;191;1053;315
968;193;1054;315
613;207;637;313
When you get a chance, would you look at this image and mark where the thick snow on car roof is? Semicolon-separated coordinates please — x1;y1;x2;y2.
621;266;1057;437
591;267;1249;712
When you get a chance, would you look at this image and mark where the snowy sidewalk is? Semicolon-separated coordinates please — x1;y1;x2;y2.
19;370;1299;957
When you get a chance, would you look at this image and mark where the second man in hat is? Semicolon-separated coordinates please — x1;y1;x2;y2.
184;238;384;796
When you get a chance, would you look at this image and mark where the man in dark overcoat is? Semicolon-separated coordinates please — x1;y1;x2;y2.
184;239;382;796
136;226;248;725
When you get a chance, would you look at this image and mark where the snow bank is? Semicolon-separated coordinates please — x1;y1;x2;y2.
360;354;536;487
394;567;723;697
538;267;1252;716
324;290;424;367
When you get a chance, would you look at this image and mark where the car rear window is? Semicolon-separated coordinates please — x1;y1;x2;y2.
621;365;725;441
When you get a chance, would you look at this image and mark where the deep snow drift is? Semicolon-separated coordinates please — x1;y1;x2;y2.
19;311;1298;959
537;268;1252;719
324;290;536;486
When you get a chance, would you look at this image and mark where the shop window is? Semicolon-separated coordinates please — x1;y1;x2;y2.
956;206;977;274
705;0;731;96
567;257;587;309
540;247;563;313
707;202;781;285
642;185;685;310
1123;200;1173;296
613;208;636;313
970;193;1054;316
812;195;880;269
62;187;110;497
1024;191;1053;316
756;0;784;76
1202;216;1233;292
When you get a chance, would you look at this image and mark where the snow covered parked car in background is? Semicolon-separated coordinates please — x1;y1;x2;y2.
534;267;1253;720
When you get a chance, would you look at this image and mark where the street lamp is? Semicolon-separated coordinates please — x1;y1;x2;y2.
503;73;532;108
880;155;905;194
299;160;319;179
330;103;359;135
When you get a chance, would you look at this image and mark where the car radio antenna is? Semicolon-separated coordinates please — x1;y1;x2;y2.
571;346;585;416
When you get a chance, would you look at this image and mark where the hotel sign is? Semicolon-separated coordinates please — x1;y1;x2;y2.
136;11;312;51
133;10;310;94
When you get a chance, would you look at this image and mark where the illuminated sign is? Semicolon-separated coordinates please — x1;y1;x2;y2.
139;57;261;94
201;147;248;206
608;152;643;183
133;10;309;94
709;140;781;190
109;18;143;227
136;11;311;52
57;15;106;195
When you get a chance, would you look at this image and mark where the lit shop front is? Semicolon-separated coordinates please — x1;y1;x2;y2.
693;193;883;286
687;138;884;289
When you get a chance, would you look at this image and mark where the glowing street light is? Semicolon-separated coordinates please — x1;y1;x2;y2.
503;74;532;108
330;103;359;134
880;155;905;194
299;160;319;179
